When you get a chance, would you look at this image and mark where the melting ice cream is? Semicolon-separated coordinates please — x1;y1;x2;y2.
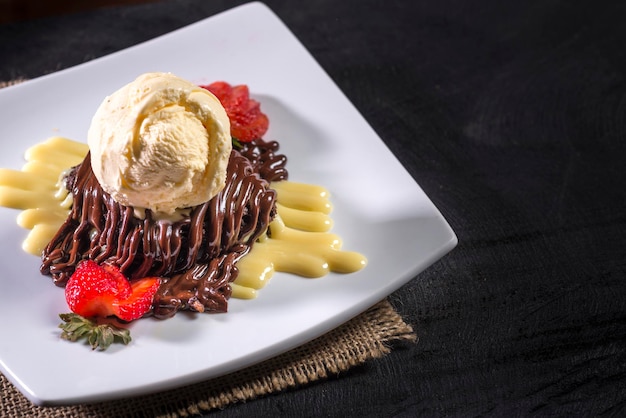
87;72;232;215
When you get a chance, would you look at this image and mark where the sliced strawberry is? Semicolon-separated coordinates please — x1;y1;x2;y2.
201;81;269;142
65;260;126;318
228;84;251;109
65;260;160;321
203;81;232;100
232;112;269;143
114;278;161;322
102;262;132;300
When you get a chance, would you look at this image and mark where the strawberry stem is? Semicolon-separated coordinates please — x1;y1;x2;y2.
58;313;132;350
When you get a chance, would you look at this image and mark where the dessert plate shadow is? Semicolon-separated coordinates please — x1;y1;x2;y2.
0;2;457;406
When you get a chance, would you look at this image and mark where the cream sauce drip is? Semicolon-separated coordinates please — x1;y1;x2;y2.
0;137;366;299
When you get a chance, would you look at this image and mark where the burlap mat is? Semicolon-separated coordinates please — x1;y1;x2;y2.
0;79;417;416
0;79;27;88
1;300;416;417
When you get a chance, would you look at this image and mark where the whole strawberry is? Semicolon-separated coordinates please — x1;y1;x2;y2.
65;260;160;322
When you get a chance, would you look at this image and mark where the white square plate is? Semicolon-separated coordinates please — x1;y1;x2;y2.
0;2;457;406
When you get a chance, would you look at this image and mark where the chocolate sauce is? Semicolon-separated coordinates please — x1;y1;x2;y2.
41;139;287;318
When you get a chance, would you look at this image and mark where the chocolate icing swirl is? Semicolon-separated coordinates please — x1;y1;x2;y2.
41;139;287;318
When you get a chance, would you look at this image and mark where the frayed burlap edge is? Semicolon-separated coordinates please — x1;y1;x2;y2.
0;79;27;88
1;299;416;418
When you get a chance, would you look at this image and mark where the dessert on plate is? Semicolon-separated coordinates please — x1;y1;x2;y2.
0;72;366;348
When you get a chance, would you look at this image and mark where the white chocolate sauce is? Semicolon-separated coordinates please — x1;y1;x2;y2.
0;137;367;299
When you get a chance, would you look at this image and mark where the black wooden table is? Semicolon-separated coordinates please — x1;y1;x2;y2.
1;1;625;416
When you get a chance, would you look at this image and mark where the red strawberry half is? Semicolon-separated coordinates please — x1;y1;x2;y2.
65;260;160;321
202;81;269;142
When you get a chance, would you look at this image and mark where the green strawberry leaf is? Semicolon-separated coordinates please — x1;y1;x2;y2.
59;313;132;351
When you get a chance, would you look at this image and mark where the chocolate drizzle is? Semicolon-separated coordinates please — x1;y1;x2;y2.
238;139;288;182
41;139;287;318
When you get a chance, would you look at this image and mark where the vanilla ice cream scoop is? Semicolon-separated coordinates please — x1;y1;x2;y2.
88;72;231;215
